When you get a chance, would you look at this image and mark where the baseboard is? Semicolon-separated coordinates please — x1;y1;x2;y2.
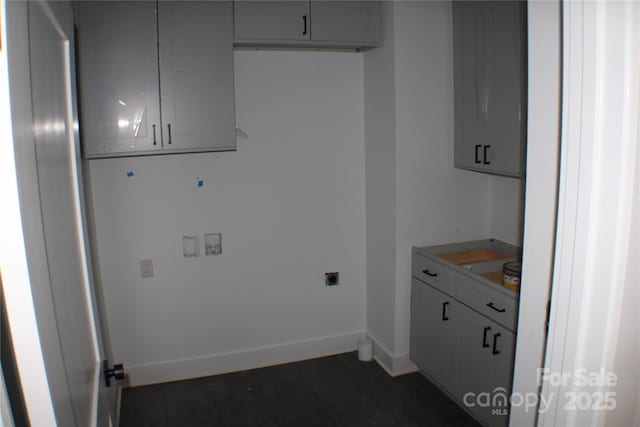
367;333;418;377
390;353;419;376
125;330;365;387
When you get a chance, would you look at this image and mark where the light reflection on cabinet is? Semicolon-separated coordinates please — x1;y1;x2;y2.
76;1;236;158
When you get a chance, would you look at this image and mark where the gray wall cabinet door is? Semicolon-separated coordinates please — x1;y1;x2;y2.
410;279;455;390
76;1;236;158
158;1;236;153
76;1;162;157
309;1;382;45
451;303;514;427
234;1;311;42
453;1;526;177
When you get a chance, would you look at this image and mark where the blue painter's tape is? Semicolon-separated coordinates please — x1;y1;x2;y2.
126;171;134;177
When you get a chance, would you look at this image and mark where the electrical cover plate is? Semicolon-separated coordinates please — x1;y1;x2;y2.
183;236;199;258
205;233;222;256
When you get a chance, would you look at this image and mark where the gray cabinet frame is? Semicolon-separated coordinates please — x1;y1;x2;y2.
453;1;527;177
410;239;520;427
76;1;236;158
233;1;382;49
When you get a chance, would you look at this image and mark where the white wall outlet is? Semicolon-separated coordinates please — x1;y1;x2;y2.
205;233;222;256
182;236;199;258
140;259;154;278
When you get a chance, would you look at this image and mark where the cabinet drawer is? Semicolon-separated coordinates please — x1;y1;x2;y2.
412;253;453;294
453;272;518;331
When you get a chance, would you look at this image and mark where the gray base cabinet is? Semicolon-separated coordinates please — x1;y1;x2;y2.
451;302;515;427
233;1;382;49
309;1;382;46
410;240;520;427
410;279;456;389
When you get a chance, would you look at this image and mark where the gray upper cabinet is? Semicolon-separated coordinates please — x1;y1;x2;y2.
76;2;162;156
309;1;382;46
233;1;382;49
453;1;526;177
76;1;236;158
234;1;311;42
157;2;236;154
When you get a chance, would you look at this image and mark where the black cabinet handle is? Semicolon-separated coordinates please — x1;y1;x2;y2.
492;333;501;355
167;123;172;145
302;15;307;35
442;301;449;321
103;360;125;387
422;269;438;277
152;124;157;145
486;302;506;313
483;145;491;164
475;144;482;163
482;326;491;348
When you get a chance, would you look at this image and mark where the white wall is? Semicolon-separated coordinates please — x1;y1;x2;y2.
87;51;367;386
364;2;520;372
392;0;494;358
88;2;526;384
363;0;397;366
489;176;524;246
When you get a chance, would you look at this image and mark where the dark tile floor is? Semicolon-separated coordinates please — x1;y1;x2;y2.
120;352;479;427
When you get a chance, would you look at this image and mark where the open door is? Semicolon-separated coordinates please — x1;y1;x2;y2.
0;1;116;426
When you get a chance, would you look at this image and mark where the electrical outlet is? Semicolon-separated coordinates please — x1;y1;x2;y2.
182;236;199;258
205;233;222;256
140;259;154;278
325;272;339;286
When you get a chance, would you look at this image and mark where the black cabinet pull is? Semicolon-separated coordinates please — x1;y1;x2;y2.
152;124;157;145
442;301;449;321
475;144;482;163
422;269;437;277
103;360;125;387
486;302;506;313
302;15;307;35
483;145;491;164
167;123;172;144
482;326;491;348
492;333;501;355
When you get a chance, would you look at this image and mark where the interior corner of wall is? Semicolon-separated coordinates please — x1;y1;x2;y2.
366;331;394;374
367;331;417;377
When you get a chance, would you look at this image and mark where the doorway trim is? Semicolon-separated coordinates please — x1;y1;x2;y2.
539;1;640;426
509;2;562;425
